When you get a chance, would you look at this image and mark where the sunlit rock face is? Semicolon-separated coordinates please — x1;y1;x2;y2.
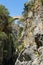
15;0;43;65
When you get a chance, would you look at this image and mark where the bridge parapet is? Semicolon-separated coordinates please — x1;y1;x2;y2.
13;16;22;20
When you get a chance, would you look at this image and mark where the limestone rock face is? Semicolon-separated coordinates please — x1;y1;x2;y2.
15;34;43;65
15;0;43;65
15;42;43;65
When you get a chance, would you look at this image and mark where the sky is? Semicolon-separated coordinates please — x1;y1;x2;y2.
0;0;27;16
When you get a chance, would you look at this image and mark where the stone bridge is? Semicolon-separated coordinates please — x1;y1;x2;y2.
13;16;22;20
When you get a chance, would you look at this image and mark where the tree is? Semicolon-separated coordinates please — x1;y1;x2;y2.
0;4;18;65
0;4;9;15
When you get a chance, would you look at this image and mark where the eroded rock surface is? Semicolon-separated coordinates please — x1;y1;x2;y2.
15;0;43;65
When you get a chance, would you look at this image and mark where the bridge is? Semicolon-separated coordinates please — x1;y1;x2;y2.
12;16;22;20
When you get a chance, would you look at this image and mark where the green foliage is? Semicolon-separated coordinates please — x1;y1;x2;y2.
0;5;17;64
22;0;34;19
17;44;24;53
41;0;43;5
18;27;23;37
0;4;14;34
0;4;9;16
0;32;8;39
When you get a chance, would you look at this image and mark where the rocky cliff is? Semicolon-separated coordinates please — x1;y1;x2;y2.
15;0;43;65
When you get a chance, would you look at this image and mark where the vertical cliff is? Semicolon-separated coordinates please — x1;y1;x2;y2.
15;0;43;65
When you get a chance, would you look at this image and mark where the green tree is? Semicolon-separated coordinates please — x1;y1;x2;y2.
0;4;18;65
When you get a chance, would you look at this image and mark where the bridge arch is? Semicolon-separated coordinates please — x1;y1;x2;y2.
12;16;23;27
13;16;22;20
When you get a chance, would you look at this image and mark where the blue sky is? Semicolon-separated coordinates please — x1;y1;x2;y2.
0;0;27;16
